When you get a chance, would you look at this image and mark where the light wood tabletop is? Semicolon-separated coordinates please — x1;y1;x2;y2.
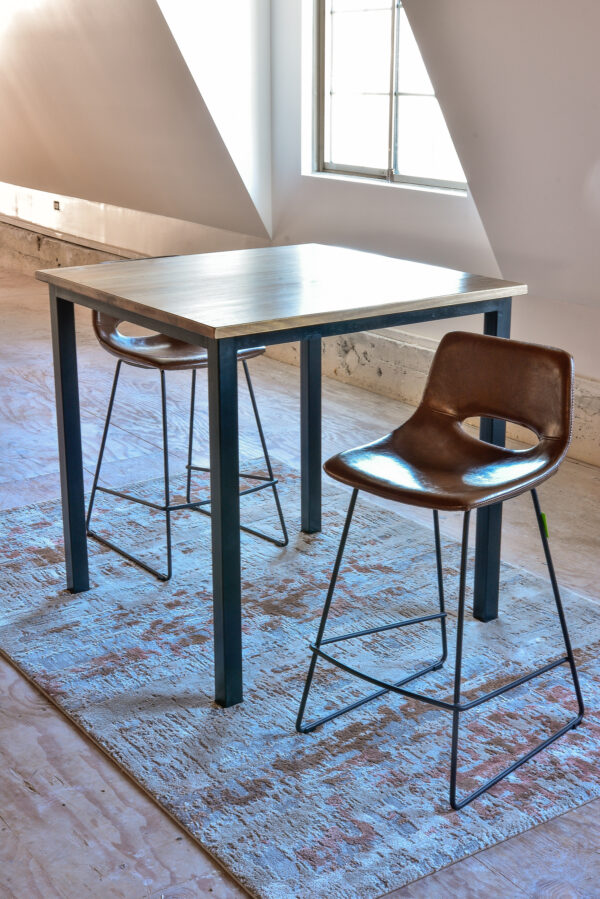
36;243;527;340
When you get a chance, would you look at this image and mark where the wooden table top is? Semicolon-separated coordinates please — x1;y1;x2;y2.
37;244;526;340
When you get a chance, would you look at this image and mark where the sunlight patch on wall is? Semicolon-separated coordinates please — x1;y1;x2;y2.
0;0;45;35
157;0;272;235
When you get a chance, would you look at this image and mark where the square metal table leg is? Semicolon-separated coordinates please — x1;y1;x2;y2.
473;298;512;621
300;336;322;533
208;339;243;707
49;291;89;593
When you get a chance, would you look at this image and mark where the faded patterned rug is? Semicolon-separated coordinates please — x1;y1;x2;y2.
1;466;599;898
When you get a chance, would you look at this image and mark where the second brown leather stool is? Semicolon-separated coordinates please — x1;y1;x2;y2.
87;312;288;581
296;331;584;809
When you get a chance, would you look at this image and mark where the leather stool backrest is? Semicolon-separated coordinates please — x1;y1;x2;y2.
421;331;573;446
93;311;121;346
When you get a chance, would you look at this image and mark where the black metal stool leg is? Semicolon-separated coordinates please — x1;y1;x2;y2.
449;496;584;809
160;370;173;582
87;364;173;581
297;494;452;733
86;359;122;532
433;509;448;665
531;489;585;720
187;361;288;548
242;360;288;547
296;489;359;733
185;369;197;504
449;511;471;809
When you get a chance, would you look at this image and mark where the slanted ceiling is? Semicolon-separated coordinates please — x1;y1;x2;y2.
404;0;600;309
0;0;269;238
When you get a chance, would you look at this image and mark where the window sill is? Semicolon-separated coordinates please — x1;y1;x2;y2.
302;169;468;199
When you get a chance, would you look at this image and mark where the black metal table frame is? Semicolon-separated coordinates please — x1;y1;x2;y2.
49;284;511;708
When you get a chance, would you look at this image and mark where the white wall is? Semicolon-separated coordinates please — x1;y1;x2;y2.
0;0;267;238
404;0;600;378
2;0;599;382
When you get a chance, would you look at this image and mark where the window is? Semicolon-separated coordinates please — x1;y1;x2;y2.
317;0;466;190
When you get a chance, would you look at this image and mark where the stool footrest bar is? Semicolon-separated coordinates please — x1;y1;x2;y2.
188;463;273;483
87;529;169;581
313;646;571;714
460;655;569;712
192;504;288;548
95;485;164;511
298;650;445;732
95;478;278;512
320;611;446;646
313;645;453;711
451;712;583;810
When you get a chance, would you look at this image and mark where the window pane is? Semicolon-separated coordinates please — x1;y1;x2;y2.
320;0;466;186
397;8;433;95
395;96;465;183
330;9;392;94
331;1;391;12
328;94;389;169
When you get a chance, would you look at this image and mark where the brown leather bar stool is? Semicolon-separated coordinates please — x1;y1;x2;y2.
296;331;584;809
87;312;288;581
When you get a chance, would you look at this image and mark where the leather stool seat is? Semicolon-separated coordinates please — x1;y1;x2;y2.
93;312;265;370
325;410;563;512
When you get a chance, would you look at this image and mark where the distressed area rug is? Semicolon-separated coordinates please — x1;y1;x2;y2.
1;466;599;899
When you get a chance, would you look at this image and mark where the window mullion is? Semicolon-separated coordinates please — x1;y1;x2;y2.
317;0;326;172
386;0;398;181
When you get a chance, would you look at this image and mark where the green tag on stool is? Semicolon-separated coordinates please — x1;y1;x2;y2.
541;512;549;538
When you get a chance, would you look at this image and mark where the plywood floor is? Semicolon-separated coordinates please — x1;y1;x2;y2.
1;268;599;898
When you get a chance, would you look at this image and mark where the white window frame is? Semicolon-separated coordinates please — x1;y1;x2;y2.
316;0;467;192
